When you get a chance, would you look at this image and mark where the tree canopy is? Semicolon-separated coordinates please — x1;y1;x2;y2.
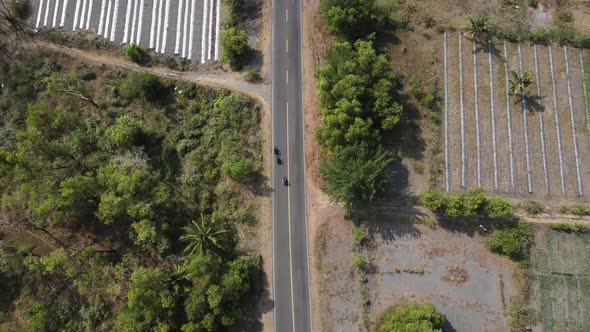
377;301;445;332
319;0;387;40
315;39;403;151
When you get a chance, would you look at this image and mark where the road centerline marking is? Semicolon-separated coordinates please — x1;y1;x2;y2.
286;70;288;84
286;39;288;53
286;100;296;332
286;9;288;22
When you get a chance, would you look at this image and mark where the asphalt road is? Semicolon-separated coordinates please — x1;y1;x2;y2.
271;0;312;329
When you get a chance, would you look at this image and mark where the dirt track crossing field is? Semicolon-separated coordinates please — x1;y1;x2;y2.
444;32;590;199
30;0;220;62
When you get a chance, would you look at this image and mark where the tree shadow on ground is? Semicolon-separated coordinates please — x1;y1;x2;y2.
232;260;274;331
436;216;518;238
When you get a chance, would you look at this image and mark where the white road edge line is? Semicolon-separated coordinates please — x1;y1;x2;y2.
582;50;590;146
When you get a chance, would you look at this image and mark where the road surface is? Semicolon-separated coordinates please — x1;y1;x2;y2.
271;0;312;329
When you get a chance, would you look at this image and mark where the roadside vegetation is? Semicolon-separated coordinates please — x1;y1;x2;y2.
220;0;256;70
419;189;513;218
316;0;403;212
0;50;264;330
373;301;445;332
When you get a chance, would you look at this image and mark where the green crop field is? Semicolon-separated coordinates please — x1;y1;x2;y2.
530;227;590;331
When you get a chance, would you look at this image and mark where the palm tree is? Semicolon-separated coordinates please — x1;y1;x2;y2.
465;16;489;39
509;70;534;96
180;215;235;256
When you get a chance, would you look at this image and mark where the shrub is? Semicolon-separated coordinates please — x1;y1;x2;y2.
569;203;590;216
125;43;147;64
422;16;434;28
376;301;444;332
352;253;369;273
419;190;446;212
485;221;531;260
118;71;166;102
221;27;251;70
222;156;256;181
353;227;366;247
521;199;544;216
243;66;261;82
548;223;589;233
420;190;511;218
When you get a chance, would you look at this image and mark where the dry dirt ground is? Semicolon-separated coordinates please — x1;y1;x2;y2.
529;226;590;332
314;210;519;331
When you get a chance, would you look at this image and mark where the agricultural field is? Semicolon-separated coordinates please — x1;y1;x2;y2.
30;0;220;62
530;227;590;331
443;33;590;199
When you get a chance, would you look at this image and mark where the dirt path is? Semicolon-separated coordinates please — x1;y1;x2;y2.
38;42;272;105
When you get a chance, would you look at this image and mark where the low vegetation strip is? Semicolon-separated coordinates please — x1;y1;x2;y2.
420;189;513;218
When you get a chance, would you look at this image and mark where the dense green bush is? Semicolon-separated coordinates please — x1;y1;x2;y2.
320;143;393;209
118;71;166;102
315;39;403;151
125;43;147;64
548;223;588;233
485;221;531;260
420;189;513;218
376;301;444;332
319;0;388;40
221;27;251;70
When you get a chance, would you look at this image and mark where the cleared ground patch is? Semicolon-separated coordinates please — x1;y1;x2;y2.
444;32;590;199
530;227;590;331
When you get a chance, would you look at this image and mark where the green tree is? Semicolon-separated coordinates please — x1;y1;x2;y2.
315;39;403;150
105;114;145;149
319;0;387;40
486;221;530;259
221;27;250;70
465;16;489;40
509;70;534;96
377;301;444;332
43;72;97;107
115;267;174;331
221;156;256;181
320;143;393;209
118;71;166;102
180;215;237;256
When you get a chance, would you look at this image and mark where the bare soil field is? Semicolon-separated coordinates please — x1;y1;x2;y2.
530;226;590;331
315;210;518;331
444;33;590;199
